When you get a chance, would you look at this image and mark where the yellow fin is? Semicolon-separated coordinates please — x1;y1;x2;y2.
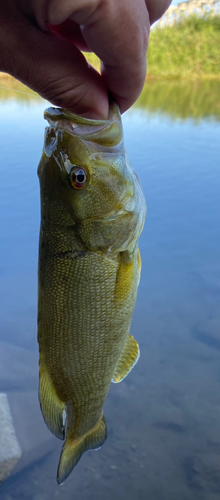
137;248;142;285
57;413;107;485
39;363;65;440
112;335;140;383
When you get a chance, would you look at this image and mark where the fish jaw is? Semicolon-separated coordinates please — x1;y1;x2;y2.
44;101;122;148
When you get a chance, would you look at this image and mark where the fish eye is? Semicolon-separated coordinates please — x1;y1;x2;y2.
69;166;87;190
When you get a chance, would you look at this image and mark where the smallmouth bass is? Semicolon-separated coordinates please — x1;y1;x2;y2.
37;102;146;484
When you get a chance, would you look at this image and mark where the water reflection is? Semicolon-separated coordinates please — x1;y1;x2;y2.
0;76;40;103
1;76;220;121
0;77;220;499
135;79;220;121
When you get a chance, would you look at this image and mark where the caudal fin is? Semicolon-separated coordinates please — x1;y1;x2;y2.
57;413;107;485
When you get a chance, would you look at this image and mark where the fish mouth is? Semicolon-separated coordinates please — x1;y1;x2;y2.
44;105;118;126
44;102;122;148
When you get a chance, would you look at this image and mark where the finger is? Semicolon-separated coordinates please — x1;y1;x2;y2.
31;0;149;114
30;0;101;29
80;0;149;113
145;0;172;24
1;8;109;118
48;19;91;52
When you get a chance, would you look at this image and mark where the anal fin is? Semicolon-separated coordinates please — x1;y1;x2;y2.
112;334;140;383
39;361;65;440
57;413;107;485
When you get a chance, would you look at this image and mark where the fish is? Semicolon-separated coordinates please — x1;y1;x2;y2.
37;102;146;484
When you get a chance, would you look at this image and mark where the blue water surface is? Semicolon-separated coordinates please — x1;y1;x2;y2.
0;85;220;500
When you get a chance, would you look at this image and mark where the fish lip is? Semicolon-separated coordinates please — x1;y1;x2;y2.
44;104;123;148
44;101;121;127
44;107;107;127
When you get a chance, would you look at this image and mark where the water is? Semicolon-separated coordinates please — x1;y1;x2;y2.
0;79;220;500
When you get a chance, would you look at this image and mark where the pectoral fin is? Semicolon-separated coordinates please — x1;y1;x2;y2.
112;334;140;383
39;360;65;440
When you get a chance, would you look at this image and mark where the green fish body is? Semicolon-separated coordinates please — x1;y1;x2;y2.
37;103;146;484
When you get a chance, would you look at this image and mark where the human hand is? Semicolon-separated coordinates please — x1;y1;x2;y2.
0;0;171;118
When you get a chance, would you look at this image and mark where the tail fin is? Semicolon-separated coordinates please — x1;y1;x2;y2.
57;413;107;485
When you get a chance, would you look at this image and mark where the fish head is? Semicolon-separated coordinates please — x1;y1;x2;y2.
38;103;146;253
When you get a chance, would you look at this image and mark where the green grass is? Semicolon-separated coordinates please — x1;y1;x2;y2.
147;14;220;79
84;14;220;79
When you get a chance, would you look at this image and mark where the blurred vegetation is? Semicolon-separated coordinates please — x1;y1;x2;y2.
0;74;40;103
135;79;220;121
147;13;220;79
83;52;100;72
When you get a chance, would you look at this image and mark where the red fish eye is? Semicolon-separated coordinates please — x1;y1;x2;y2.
69;166;87;189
